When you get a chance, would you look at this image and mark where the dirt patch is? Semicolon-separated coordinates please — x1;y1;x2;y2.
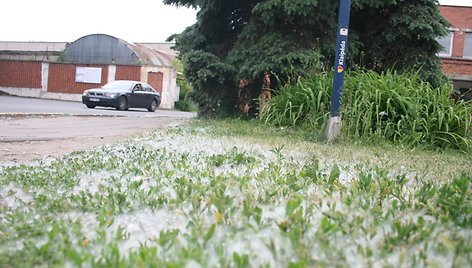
0;115;189;164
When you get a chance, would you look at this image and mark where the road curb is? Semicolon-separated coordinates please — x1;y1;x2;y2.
0;113;128;118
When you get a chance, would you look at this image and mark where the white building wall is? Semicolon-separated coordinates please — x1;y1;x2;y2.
141;66;177;110
108;65;116;82
41;62;49;92
0;87;81;101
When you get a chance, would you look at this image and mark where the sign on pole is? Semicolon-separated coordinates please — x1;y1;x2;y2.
325;0;351;142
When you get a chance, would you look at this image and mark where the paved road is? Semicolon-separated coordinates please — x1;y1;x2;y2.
0;95;196;118
0;95;196;163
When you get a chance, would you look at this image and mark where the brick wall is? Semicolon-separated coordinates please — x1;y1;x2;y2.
0;61;42;88
47;63;109;94
0;61;146;94
148;71;163;94
451;32;466;58
440;6;472;29
439;6;472;78
115;66;141;81
441;59;472;75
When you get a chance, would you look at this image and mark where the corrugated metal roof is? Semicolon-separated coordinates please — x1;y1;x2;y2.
136;42;177;56
0;36;176;67
61;34;175;66
128;43;174;66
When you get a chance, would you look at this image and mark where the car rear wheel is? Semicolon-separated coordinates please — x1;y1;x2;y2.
117;96;128;111
148;99;158;112
86;104;96;109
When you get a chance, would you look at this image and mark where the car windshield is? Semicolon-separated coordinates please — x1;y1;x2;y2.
102;81;135;90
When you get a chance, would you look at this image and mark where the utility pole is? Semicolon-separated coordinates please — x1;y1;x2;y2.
325;0;351;142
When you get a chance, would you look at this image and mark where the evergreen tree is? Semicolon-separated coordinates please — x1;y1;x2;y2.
164;0;449;117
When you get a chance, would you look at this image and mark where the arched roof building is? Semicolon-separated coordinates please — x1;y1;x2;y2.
61;34;178;109
62;34;174;67
0;34;180;109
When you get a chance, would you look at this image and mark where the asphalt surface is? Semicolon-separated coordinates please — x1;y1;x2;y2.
0;95;196;163
0;95;196;118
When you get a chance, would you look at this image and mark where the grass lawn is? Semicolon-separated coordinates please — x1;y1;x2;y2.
0;119;470;267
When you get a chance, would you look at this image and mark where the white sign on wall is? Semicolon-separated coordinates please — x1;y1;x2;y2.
75;67;102;84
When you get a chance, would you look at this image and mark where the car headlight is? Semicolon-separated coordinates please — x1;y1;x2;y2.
82;90;89;96
104;93;117;98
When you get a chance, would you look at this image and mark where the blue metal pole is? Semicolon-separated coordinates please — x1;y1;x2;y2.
330;0;351;116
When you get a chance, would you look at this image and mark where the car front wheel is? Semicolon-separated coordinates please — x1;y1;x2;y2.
117;96;128;111
86;104;95;109
148;99;158;112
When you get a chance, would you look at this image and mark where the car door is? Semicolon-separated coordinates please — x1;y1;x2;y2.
141;83;156;107
128;83;147;108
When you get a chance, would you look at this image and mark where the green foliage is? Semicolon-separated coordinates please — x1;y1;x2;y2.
260;72;332;128
165;0;449;116
435;174;471;227
261;70;471;150
174;99;191;112
229;32;323;80
349;1;449;86
350;0;449;87
0;121;471;266
172;58;196;112
174;77;194;112
181;50;237;117
344;70;471;150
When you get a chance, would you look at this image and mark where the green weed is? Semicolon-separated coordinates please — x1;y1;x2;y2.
0;120;470;267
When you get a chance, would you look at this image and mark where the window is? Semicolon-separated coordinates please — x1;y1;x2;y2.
437;31;453;57
464;32;472;58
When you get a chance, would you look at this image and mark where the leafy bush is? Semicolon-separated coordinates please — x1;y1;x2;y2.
181;51;237;118
260;70;471;150
344;70;471;150
174;100;190;112
174;77;194;112
260;72;332;129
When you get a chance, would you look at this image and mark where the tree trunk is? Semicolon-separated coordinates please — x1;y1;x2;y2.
259;72;272;114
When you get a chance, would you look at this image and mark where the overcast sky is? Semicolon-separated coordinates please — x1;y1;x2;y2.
0;0;470;43
0;0;198;42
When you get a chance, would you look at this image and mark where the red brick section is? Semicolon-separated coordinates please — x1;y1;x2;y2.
439;6;472;76
148;71;163;94
440;6;472;29
442;59;472;75
47;63;109;94
115;66;141;81
452;32;466;58
0;61;42;88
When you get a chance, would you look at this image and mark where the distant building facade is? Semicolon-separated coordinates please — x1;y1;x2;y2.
438;5;472;95
0;35;179;109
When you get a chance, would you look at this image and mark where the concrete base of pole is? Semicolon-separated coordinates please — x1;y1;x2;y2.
325;116;342;142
